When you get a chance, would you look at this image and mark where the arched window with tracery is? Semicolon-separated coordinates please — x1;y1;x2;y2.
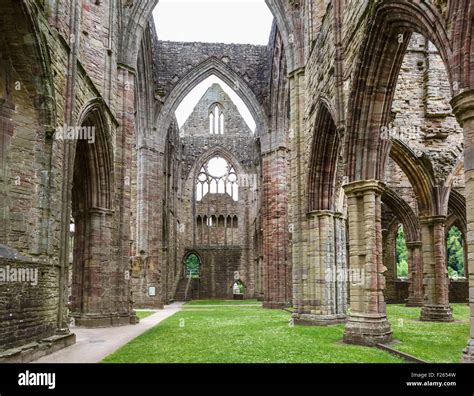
196;156;238;201
209;103;224;135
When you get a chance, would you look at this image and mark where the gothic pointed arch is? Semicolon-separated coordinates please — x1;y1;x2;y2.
389;140;437;216
344;0;453;182
70;102;116;325
72;100;114;211
119;0;300;71
0;0;56;127
447;189;467;236
382;186;420;243
119;0;159;68
154;57;269;149
307;102;340;212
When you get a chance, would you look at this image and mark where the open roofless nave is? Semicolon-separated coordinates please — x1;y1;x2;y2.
0;0;473;364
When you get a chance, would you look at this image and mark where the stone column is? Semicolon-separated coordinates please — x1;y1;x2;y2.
71;208;133;327
288;67;305;312
343;180;392;346
406;241;424;307
382;227;397;303
134;141;164;309
451;89;474;362
262;147;291;308
419;216;453;321
0;105;14;244
57;0;82;333
113;64;139;324
334;212;348;315
292;210;346;325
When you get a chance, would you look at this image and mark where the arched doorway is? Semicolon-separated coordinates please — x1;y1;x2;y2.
174;252;202;301
185;253;201;279
232;279;246;300
69;107;129;327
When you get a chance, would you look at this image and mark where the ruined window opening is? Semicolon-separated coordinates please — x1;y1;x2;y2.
218;215;225;227
209;103;224;134
446;225;465;279
209;112;214;134
395;224;408;279
69;220;75;265
196;156;238;201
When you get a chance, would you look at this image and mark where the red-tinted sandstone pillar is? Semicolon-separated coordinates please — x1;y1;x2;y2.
343;180;392;346
292;210;347;325
406;241;424;307
419;216;453;322
262;147;291;308
451;89;474;362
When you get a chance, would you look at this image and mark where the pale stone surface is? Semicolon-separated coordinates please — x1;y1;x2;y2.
34;303;183;363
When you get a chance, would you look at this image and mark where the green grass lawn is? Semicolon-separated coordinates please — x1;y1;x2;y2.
185;299;261;305
135;310;155;320
103;301;469;363
387;304;469;363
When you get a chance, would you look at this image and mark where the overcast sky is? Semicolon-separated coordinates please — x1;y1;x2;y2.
153;0;273;45
153;0;273;131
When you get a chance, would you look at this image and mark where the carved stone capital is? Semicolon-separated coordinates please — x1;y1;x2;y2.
451;89;474;125
342;179;385;197
419;215;446;226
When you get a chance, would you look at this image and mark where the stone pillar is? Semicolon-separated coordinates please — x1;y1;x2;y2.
451;89;474;362
288;67;305;312
406;241;424;307
71;209;129;327
343;180;392;346
133;141;164;309
292;210;346;325
111;64;139;324
0;105;14;244
262;147;291;308
382;227;397;303
334;213;348;315
419;216;453;321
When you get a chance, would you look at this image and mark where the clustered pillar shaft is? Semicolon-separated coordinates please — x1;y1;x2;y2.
343;180;392;346
451;89;474;362
292;211;347;325
419;216;453;322
406;241;424;307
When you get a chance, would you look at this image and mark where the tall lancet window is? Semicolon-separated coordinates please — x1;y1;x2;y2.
209;103;224;134
196;156;238;201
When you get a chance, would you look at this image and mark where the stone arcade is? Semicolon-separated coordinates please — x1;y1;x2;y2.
0;0;473;363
